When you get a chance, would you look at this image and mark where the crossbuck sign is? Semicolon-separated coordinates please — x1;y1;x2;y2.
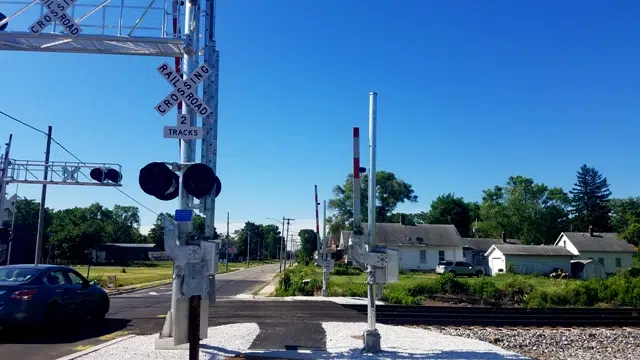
30;0;83;36
155;63;212;118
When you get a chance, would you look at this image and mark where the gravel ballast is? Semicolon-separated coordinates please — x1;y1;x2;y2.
428;326;640;360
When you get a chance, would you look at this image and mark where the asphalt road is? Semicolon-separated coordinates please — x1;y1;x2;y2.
0;263;287;360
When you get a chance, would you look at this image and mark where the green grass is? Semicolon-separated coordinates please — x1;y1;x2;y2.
273;264;640;307
72;260;278;288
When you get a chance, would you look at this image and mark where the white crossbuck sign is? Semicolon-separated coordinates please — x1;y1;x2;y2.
62;166;80;182
155;63;212;118
30;0;83;36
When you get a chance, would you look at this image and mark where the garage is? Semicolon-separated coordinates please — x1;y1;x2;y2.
485;244;573;276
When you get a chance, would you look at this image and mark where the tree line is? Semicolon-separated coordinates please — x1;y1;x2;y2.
0;200;219;264
327;164;640;246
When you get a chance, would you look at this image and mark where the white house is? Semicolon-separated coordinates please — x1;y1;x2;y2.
485;244;573;276
339;222;464;271
554;227;637;275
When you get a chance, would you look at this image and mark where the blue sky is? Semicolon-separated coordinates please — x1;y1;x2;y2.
1;0;639;236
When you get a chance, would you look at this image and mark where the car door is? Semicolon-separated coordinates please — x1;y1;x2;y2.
64;269;94;317
42;270;71;317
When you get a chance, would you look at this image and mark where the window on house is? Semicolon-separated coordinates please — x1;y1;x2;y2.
419;250;427;264
438;251;445;262
615;258;621;267
598;258;604;266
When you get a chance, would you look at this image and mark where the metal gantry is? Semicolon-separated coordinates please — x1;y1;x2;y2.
0;0;186;56
0;0;220;355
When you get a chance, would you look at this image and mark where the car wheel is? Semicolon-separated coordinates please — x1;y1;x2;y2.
475;271;483;277
92;296;109;321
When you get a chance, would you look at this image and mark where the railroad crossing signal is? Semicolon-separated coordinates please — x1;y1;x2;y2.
138;162;221;201
0;12;8;31
30;0;83;36
155;63;212;117
89;167;122;184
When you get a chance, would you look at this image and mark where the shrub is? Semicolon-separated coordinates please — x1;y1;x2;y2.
406;281;439;298
500;277;534;304
274;266;322;296
469;278;500;301
436;272;469;295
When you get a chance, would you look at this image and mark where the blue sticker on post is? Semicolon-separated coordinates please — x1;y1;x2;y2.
175;209;193;222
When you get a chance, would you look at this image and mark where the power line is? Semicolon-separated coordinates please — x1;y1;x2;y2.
0;110;158;215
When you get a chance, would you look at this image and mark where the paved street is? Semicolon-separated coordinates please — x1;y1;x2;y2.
0;263;286;360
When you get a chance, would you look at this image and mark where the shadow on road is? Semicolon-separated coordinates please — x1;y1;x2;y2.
0;318;132;344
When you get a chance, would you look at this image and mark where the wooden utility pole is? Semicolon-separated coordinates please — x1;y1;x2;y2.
34;126;52;265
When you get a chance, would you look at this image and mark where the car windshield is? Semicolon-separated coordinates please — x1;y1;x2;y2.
0;268;41;282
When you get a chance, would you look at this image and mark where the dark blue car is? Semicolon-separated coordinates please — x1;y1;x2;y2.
0;264;110;326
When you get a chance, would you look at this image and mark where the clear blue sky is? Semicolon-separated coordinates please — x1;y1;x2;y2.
2;0;639;235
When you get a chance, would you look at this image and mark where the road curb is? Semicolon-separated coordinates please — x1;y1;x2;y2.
108;279;173;296
54;334;137;360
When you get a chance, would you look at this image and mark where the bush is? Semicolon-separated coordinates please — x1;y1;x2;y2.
88;274;108;287
469;278;500;301
436;272;469;295
500;277;534;304
406;281;439;298
274;266;322;296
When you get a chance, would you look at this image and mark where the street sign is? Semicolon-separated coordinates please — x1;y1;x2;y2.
30;0;83;36
178;113;191;128
163;126;203;139
175;209;193;222
155;63;212;118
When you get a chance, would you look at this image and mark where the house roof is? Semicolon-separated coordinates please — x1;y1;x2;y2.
462;238;522;252
559;232;636;253
340;223;463;247
488;244;574;257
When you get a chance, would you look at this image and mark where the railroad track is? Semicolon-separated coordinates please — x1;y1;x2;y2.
342;304;640;327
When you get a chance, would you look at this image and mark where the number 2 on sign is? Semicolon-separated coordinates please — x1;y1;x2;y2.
178;114;190;128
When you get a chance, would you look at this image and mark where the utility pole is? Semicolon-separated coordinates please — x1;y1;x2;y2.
246;230;251;267
364;91;380;352
321;199;329;296
225;212;229;272
285;218;293;267
279;217;285;271
34;126;52;265
0;134;12;227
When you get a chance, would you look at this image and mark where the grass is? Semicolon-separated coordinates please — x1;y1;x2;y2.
73;259;278;288
274;264;640;307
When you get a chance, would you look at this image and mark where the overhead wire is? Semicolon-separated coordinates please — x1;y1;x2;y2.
0;110;158;215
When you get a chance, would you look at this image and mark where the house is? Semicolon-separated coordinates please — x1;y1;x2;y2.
554;226;637;275
485;244;573;276
462;233;521;274
339;221;465;271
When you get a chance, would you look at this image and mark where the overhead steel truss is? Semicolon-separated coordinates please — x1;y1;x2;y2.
0;0;187;56
6;159;123;186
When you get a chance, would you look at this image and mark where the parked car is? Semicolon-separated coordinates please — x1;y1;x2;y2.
435;261;483;277
0;264;110;327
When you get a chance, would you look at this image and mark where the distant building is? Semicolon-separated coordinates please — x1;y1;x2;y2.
462;233;521;274
339;220;464;271
91;243;159;264
555;227;637;276
485;244;573;276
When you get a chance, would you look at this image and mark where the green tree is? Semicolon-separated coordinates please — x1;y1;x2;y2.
297;229;317;261
47;207;111;262
235;222;264;260
479;176;570;245
388;212;418;225
610;197;640;234
110;205;144;243
417;193;472;237
569;164;612;232
262;224;281;259
3;198;53;264
328;170;418;228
